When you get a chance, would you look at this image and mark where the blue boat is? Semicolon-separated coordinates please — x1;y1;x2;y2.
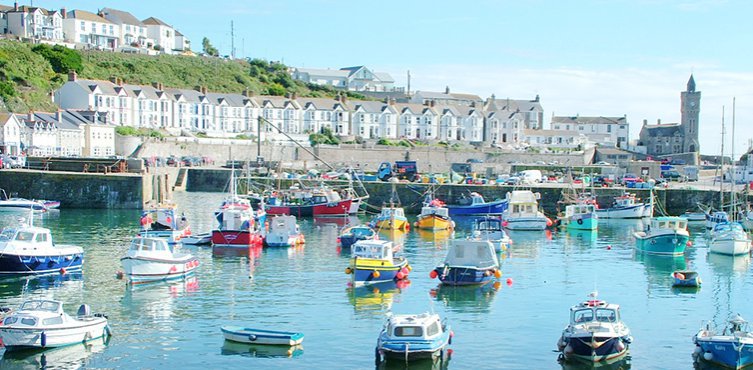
346;240;410;287
694;315;753;369
633;217;689;256
671;270;701;287
431;239;500;286
376;312;452;363
339;225;377;249
0;217;84;277
221;326;304;346
446;192;507;216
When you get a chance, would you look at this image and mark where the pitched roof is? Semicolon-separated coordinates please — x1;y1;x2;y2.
373;72;394;83
142;17;171;27
100;7;143;26
66;10;112;24
551;116;626;125
641;123;682;137
294;68;349;79
354;101;397;114
492;98;543;112
0;4;15;12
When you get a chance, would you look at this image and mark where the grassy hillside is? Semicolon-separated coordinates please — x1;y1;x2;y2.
0;40;365;113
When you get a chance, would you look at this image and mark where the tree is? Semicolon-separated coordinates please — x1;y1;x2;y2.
202;37;218;56
31;44;82;74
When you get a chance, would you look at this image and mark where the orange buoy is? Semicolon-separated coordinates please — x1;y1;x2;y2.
494;269;502;279
372;270;381;279
430;270;438;279
686;240;693;247
506;278;513;286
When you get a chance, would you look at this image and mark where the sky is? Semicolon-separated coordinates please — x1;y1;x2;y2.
24;0;753;156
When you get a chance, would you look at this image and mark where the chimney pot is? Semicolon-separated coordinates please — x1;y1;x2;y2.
68;70;77;82
430;100;436;107
151;81;160;89
110;76;118;84
60;8;66;18
657;119;661;125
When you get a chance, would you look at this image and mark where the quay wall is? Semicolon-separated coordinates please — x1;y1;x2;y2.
0;170;144;209
186;169;731;216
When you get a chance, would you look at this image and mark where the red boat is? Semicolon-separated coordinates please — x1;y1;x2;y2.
265;187;352;217
211;194;264;248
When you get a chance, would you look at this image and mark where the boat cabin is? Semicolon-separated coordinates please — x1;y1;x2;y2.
384;313;444;340
613;193;639;207
352;240;394;261
142;207;186;231
343;226;375;238
565;204;596;218
707;211;729;224
379;207;405;219
468;193;487;205
444;239;498;268
473;217;503;232
0;225;53;251
127;237;174;256
420;206;450;218
506;191;541;214
649;217;687;232
570;300;621;325
2;300;66;327
269;215;300;234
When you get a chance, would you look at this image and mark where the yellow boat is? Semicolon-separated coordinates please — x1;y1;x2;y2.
371;206;409;231
345;240;410;287
414;201;454;231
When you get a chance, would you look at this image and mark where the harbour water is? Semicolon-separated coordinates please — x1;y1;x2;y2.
0;191;751;369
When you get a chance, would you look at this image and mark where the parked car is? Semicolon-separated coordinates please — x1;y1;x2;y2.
2;155;25;168
661;169;686;181
466;158;484;163
670;159;686;165
619;173;641;185
505;176;521;185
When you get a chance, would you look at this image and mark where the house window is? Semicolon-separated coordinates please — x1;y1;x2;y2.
80;21;85;31
655;145;662;153
607;125;612;133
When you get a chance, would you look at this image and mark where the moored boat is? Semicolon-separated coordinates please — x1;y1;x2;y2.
265;186;352;217
446;192;507;216
470;216;511;253
346;239;410;287
0;198;49;213
138;205;191;244
221;326;304;346
595;192;652;219
0;217;84;277
264;215;305;247
706;211;730;230
415;199;454;231
370;204;409;231
502;190;549;231
671;270;701;287
633;217;689;256
120;236;199;284
212;195;264;248
681;211;707;222
562;203;598;231
709;222;751;256
181;232;212;246
431;239;501;286
557;292;632;364
0;299;110;351
694;315;753;369
338;225;377;250
375;312;452;363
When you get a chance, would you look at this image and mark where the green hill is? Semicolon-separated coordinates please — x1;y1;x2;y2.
0;40;364;113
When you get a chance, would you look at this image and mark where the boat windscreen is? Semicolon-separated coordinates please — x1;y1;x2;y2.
395;326;423;337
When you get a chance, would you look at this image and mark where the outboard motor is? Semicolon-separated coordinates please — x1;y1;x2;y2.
77;304;91;317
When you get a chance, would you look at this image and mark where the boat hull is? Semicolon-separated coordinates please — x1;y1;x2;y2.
0;251;83;277
264;234;304;248
221;326;304;346
266;199;352;217
709;239;751;256
351;259;409;287
595;204;649;219
561;335;629;363
566;214;598;231
504;217;548;231
120;255;199;284
446;200;507;216
435;266;496;286
0;318;109;351
634;233;688;256
378;335;450;361
374;218;409;231
695;338;753;369
138;227;190;245
415;214;453;230
211;230;263;247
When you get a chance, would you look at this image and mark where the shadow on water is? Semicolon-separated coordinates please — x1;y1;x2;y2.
347;280;410;318
0;271;83;298
559;355;631;369
220;340;303;358
377;352;452;370
429;282;501;313
415;229;453;249
0;337;109;370
633;252;686;295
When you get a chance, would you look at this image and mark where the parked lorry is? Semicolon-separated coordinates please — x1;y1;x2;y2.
377;161;419;182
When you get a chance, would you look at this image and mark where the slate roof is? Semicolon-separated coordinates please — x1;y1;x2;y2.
66;10;112;24
492;98;542;112
642;123;682;137
295;68;349;78
142;17;170;26
101;8;143;26
552;116;626;125
373;72;394;83
354;101;396;114
0;4;13;12
414;91;483;103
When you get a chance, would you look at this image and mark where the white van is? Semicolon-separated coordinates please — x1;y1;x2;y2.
519;170;543;184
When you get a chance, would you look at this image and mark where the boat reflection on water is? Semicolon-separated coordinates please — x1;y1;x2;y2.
377;355;451;370
564;228;598;245
263;244;305;260
416;229;453;248
378;229;406;247
0;271;84;299
212;245;263;259
122;275;200;322
0;337;108;369
601;218;648;238
707;251;751;277
220;340;303;358
634;252;687;295
347;280;410;318
313;215;360;228
559;355;631;370
430;282;501;313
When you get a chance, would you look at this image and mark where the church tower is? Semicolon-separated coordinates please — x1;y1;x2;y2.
681;74;701;154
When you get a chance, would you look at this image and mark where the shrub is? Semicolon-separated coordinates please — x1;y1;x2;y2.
31;44;83;74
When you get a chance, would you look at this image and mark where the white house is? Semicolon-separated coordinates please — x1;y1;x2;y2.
521;129;589;150
0;4;11;34
291;68;348;89
395;103;438;140
550;115;629;148
62;110;116;157
410;87;482;107
352;100;398;139
54;72;131;125
0;112;22;155
142;17;174;53
487;95;544;130
62;9;119;49
290;65;399;92
5;5;63;41
173;30;190;54
100;7;148;48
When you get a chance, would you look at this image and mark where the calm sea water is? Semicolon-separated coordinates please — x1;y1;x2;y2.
0;191;750;369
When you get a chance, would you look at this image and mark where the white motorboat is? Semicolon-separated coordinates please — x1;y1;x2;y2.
709;222;751;256
0;299;110;351
120;236;199;284
375;312;452;363
0;216;84;276
470;216;511;252
0;198;49;213
557;292;632;364
502;190;548;230
264;215;305;247
595;192;651;219
180;232;212;246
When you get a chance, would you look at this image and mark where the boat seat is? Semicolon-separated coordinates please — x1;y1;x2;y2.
77;304;91;317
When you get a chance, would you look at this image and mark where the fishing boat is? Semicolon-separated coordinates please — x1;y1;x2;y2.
0;197;50;212
470;216;511;253
346;239;410;287
709;222;751;256
138;204;191;245
633;216;689;256
562;203;598;231
671;270;701;287
338;225;377;250
265;186;352;217
557;292;632;364
446;192;507;216
706;211;730;230
120;236;199;284
0;299;110;351
212;177;265;248
681;211;707;222
264;215;305;247
370;204;409;231
221;326;304;346
375;312;452;363
595;192;652;219
0;216;84;276
501;190;549;230
430;239;501;286
693;315;753;369
414;199;455;231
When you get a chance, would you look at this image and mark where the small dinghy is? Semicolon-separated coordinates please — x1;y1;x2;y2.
181;232;212;246
221;326;304;346
671;270;701;287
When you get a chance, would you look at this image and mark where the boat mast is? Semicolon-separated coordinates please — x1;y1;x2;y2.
720;106;725;212
732;98;737;220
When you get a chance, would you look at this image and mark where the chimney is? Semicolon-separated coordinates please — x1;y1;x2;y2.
657;119;661;125
14;2;18;11
535;94;540;102
56;109;63;122
60;8;66;18
28;111;33;122
151;81;163;90
242;87;252;97
68;70;77;82
291;92;297;100
117;77;123;86
389;98;396;106
341;94;347;103
383;97;389;104
334;93;341;102
445;86;450;94
110;76;118;84
430;100;435;107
